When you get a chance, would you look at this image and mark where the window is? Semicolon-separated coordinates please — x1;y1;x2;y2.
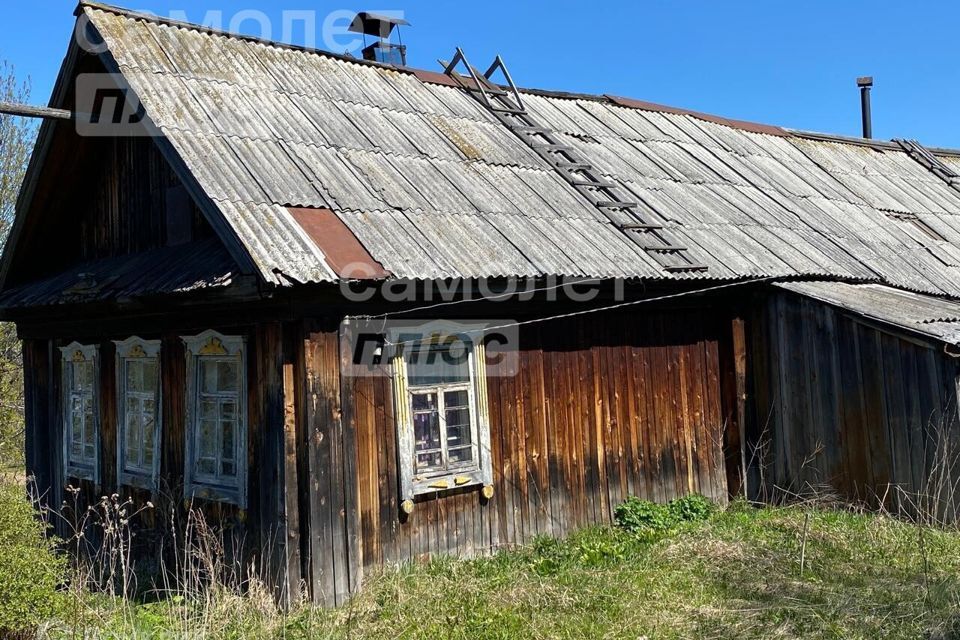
392;338;493;504
182;331;247;506
115;338;161;490
60;343;99;483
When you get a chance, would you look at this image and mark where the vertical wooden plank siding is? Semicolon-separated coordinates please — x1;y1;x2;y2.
339;309;728;568
282;339;302;605
23;339;54;502
750;292;960;510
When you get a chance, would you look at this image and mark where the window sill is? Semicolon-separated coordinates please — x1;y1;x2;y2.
66;466;98;484
185;483;245;508
411;469;484;497
119;472;158;492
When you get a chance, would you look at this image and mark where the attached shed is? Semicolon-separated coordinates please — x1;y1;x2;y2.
5;2;960;605
748;282;960;518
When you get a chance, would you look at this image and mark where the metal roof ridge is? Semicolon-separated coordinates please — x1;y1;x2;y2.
789;128;960;157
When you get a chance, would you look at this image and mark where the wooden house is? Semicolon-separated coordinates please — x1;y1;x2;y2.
5;2;960;605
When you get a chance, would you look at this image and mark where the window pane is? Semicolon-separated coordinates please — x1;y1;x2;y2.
73;362;94;392
217;361;239;393
197;458;215;475
416;451;443;470
413;411;440;453
200;400;218;421
444;389;469;409
221;460;236;478
125;440;140;470
83;398;95;447
221;401;236;422
126;361;144;393
125;408;140;467
143;410;156;468
449;446;474;465
200;360;218;394
141;360;158;391
407;343;470;387
446;417;472;448
221;420;235;461
198;419;217;457
70;420;82;459
412;392;437;412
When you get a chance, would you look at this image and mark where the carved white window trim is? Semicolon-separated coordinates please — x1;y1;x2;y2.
59;342;100;485
181;330;247;507
392;340;493;508
114;337;162;491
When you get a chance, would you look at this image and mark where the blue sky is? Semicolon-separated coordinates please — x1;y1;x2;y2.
3;1;959;147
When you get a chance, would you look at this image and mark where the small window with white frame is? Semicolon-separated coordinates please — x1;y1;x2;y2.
60;342;100;483
114;337;161;490
392;336;493;507
182;331;247;507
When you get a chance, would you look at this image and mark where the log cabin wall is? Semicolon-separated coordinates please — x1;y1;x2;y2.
296;307;732;603
21;318;302;603
747;291;960;513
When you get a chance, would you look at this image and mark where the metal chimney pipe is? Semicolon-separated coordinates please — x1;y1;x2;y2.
857;76;873;139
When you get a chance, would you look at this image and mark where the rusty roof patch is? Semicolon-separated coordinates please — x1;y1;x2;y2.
410;68;461;88
288;207;390;279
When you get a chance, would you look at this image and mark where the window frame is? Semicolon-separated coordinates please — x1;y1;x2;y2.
60;342;100;484
182;330;248;507
114;337;162;491
392;339;493;501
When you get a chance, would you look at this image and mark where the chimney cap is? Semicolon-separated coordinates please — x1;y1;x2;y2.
857;76;874;88
348;12;410;38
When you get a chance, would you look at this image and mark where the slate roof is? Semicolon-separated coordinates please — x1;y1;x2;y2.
17;3;960;299
776;281;960;347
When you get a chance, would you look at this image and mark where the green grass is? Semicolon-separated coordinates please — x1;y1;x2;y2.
41;502;960;639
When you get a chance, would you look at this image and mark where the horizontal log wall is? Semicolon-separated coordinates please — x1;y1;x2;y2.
337;309;729;580
749;292;960;514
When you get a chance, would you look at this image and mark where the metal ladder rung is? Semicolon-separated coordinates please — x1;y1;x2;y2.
596;201;639;209
490;105;526;115
570;179;618;189
531;142;575;151
664;264;709;273
466;84;508;97
553;161;593;170
642;245;688;252
621;223;664;231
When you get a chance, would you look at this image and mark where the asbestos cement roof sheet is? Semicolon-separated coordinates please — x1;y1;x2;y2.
76;3;960;299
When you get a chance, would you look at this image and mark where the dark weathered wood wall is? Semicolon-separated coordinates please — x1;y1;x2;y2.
295;309;731;604
8;129;212;287
748;291;960;511
23;302;735;607
22;320;301;601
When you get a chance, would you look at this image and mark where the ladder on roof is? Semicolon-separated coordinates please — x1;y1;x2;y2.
441;48;708;274
896;139;960;187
